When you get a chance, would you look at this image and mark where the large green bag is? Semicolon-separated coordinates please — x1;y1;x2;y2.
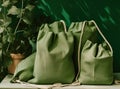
11;20;82;85
28;21;75;84
78;20;113;85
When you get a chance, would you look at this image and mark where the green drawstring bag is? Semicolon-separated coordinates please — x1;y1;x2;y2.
11;20;82;85
28;21;75;84
11;52;36;82
78;20;113;85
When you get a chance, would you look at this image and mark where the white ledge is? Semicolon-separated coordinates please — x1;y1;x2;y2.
0;74;120;89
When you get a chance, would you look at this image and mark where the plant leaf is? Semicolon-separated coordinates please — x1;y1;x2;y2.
11;0;18;4
0;43;2;48
25;4;35;11
0;27;4;33
3;16;12;27
22;16;31;24
2;35;8;44
8;33;15;43
2;0;10;7
22;10;32;24
7;6;20;15
0;19;4;25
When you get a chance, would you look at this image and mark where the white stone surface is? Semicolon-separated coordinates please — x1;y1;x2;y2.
0;74;120;89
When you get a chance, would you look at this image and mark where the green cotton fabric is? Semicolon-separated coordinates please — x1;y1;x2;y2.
28;21;75;84
68;22;83;75
11;52;36;82
78;21;113;85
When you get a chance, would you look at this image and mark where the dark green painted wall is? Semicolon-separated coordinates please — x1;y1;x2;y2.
0;0;120;73
37;0;120;72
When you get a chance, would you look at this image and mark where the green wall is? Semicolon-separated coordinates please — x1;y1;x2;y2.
0;0;120;73
37;0;120;72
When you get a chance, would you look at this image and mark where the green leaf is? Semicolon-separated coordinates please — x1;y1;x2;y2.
0;8;2;12
0;43;2;48
7;27;13;33
23;30;30;37
7;33;15;43
7;6;20;15
0;27;4;33
11;0;18;4
0;19;4;25
2;0;10;7
25;4;35;11
3;16;12;27
22;10;32;24
22;16;31;24
2;35;8;44
0;13;4;19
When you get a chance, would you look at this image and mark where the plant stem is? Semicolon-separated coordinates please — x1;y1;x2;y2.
2;0;6;29
2;0;8;52
6;0;24;52
1;0;6;72
14;0;24;34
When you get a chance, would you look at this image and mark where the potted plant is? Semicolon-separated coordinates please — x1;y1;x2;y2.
0;0;37;74
0;0;53;75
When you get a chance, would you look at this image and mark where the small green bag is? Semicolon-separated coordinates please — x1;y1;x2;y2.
11;52;36;82
78;20;113;85
28;21;75;84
